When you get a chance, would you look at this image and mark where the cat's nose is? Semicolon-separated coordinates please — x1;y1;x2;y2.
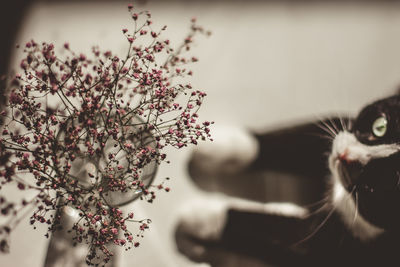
338;149;356;164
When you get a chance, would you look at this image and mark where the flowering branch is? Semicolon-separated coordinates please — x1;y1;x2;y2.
0;4;212;266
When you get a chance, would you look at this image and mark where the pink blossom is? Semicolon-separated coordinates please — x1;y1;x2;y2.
0;10;212;266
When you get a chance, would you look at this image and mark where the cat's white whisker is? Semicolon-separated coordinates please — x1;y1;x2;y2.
304;202;330;218
291;203;337;247
328;118;340;134
351;190;359;228
332;176;384;240
346;117;353;132
319;120;338;137
302;195;331;209
338;116;348;132
293;183;359;248
309;132;334;141
315;123;336;138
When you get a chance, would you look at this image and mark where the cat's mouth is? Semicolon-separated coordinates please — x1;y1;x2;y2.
337;153;400;229
337;160;363;192
338;154;400;193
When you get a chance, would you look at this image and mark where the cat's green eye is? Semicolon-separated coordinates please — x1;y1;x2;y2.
372;116;387;137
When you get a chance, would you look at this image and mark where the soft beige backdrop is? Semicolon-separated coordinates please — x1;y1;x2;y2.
3;1;400;266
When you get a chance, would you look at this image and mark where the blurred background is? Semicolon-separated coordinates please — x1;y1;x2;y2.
2;0;400;266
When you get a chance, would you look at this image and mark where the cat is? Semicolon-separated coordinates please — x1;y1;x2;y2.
175;94;400;267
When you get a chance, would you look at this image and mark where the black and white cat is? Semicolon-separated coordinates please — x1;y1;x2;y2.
175;94;400;266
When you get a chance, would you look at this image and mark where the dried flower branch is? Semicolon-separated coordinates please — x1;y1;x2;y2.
0;5;212;266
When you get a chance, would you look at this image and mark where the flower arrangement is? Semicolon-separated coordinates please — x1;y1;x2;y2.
0;4;212;265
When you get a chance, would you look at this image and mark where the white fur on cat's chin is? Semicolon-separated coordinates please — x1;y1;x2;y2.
329;131;395;241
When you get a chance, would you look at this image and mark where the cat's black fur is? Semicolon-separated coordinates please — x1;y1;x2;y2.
176;95;400;267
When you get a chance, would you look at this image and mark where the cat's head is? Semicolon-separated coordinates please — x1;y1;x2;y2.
329;95;400;237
